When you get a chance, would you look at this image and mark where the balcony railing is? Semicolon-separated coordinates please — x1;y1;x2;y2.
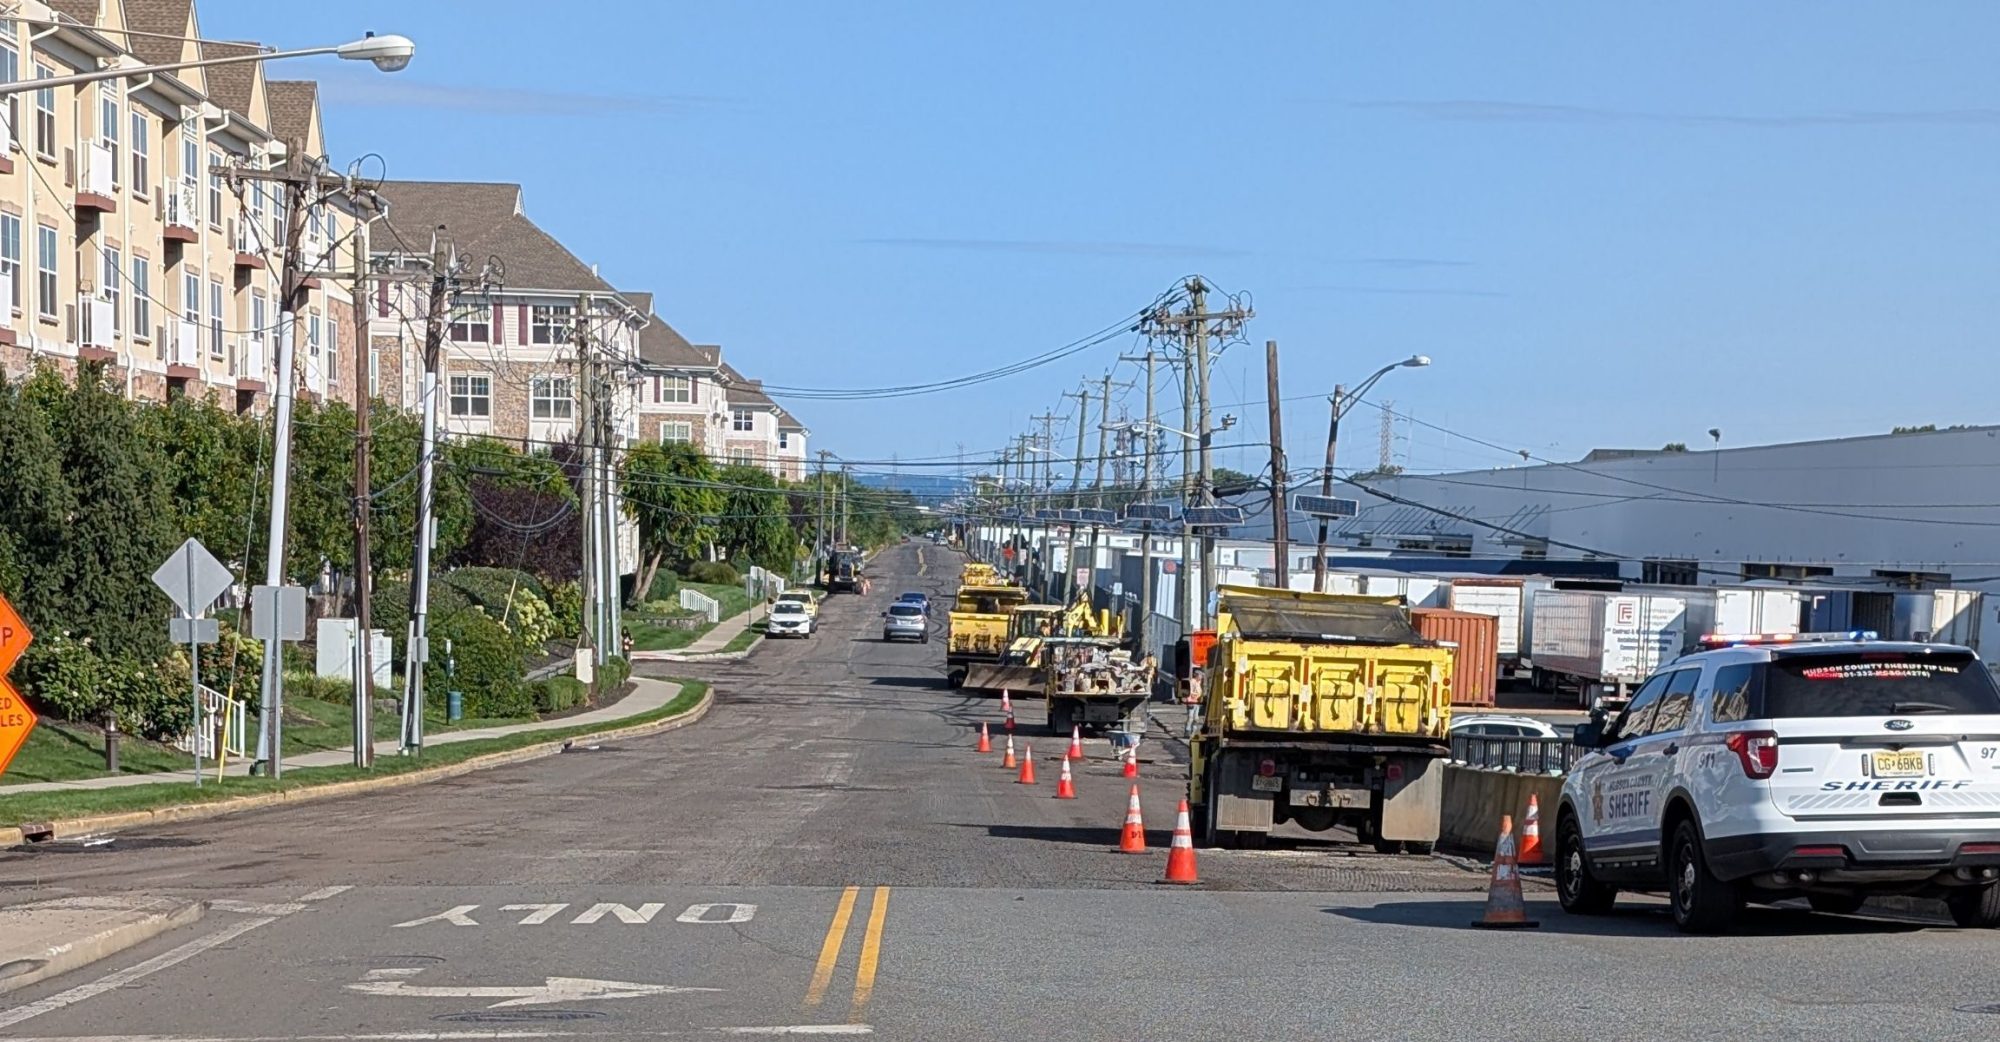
167;319;201;369
164;180;199;241
233;334;266;383
75;142;115;210
78;294;114;350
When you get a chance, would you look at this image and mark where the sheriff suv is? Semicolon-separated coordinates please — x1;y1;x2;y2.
1555;632;2000;933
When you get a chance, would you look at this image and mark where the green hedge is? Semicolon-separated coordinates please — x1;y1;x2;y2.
443;567;547;611
683;560;739;585
644;569;680;602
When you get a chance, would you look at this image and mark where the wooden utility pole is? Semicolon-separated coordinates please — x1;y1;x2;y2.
1119;350;1159;654
1312;384;1345;594
350;223;374;768
1095;373;1112;506
1265;340;1289;591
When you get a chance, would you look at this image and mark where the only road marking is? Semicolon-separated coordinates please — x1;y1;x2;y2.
803;887;859;1007
346;966;718;1008
849;888;890;1021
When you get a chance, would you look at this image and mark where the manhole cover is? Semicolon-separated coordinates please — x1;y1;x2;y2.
434;1010;608;1024
1955;1003;2000;1015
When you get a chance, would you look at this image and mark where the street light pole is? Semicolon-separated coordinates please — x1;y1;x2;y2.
1312;356;1431;593
0;33;414;96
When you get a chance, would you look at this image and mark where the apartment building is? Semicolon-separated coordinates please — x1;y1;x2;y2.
713;362;798;478
0;0;358;411
630;295;725;449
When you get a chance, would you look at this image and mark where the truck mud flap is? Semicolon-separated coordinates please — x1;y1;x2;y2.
1214;751;1275;834
1379;756;1442;845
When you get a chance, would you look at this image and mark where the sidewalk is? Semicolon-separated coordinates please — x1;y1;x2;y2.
631;604;762;660
0;895;205;995
0;677;685;796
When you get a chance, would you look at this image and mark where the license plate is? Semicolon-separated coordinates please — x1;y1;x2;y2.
1250;774;1283;793
1872;750;1928;778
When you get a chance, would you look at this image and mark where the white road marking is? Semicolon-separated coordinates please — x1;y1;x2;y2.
0;917;279;1030
715;1027;874;1035
390;905;480;928
570;901;665;924
500;902;570;924
346;966;719;1008
299;885;353;902
677;902;757;924
0;1030;871;1042
208;900;307;916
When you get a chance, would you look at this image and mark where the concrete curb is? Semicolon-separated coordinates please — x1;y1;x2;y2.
639;642;760;664
0;687;715;849
0;897;205;996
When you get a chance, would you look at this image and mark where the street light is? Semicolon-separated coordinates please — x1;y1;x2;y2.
1311;354;1432;592
0;31;415;95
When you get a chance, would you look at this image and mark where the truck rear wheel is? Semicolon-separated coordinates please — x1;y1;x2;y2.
947;668;967;688
1291;808;1339;833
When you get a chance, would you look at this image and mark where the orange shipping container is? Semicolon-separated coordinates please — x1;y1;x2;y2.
1412;607;1499;707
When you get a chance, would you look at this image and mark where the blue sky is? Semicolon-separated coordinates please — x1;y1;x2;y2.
208;1;2000;479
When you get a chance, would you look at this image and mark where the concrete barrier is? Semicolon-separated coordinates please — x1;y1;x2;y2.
1440;763;1564;855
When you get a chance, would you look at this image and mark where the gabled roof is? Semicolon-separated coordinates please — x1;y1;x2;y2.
776;406;807;432
717;362;778;410
201;40;261;117
627;295;716;370
46;0;98;25
264;80;318;143
372;181;617;294
122;0;191;66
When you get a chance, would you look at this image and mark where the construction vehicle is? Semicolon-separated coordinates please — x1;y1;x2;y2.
826;548;864;594
962;598;1124;696
945;578;1029;688
1188;585;1454;852
1043;637;1155;736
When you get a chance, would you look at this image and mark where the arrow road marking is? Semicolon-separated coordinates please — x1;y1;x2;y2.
347;966;720;1008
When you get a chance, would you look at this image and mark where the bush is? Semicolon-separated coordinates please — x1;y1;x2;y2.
548;580;583;634
500;588;557;655
443;567;547;611
429;605;530;719
644;568;679;602
532;675;588;715
18;633;109;722
373;579;475;656
683;560;739;586
102;656;187;740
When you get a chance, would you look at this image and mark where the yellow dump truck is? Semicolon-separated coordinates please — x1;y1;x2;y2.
945;581;1029;688
962;599;1125;696
1188;586;1454;852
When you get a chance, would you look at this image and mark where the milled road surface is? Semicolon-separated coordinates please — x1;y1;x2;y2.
4;542;2000;1041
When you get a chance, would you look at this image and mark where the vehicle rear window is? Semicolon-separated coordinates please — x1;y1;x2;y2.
1761;650;2000;717
889;605;923;617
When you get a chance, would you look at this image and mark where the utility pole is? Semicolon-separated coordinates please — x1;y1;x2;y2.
1265;340;1290;591
235;142;318;778
1312;384;1345;595
1119;350;1158;654
350;221;375;768
574;294;599;679
1191;280;1215;626
839;465;852;545
401;230;450;753
1063;387;1089;605
1095;373;1113;506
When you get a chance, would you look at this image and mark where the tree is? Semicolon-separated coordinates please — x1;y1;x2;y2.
622;441;721;603
715;464;793;572
0;371;75;630
453;438;581;581
51;363;175;659
139;392;259;560
1661;442;1689;452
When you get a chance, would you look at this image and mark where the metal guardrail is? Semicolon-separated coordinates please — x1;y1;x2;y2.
1449;734;1582;775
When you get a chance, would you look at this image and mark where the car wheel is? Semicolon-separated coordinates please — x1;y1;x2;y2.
1807;893;1866;916
1668;820;1740;934
1555;813;1617;915
1947;883;2000;928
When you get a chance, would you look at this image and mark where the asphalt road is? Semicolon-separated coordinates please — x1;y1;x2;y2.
5;542;2000;1041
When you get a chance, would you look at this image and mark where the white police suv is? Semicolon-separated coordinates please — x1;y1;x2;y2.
1555;631;2000;933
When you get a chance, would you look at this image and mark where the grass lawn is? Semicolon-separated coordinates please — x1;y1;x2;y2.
0;682;707;827
281;693;529;757
628;580;759;652
719;621;766;655
5;723;192;784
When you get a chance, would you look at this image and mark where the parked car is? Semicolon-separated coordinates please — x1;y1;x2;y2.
767;601;815;638
1449;715;1563;739
882;603;929;643
776;590;818;619
1556;632;2000;933
895;592;931;616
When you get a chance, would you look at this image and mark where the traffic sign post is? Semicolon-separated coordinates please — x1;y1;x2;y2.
151;538;235;788
0;593;34;779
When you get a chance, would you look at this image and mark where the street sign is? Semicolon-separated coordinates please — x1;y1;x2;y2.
0;591;32;777
151;538;234;619
1294;494;1360;519
168;617;221;644
250;584;309;642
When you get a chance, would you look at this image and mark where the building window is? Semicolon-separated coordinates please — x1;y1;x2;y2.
129;111;148;195
308;313;321;362
102;247;122;337
368;349;379;396
657;374;692;404
529;305;571;345
207;149;223;227
34;225;54;319
250;292;267;351
531;376;574;420
328;316;340;387
33;65;53;160
448;374;491;418
208;278;223;357
180;125;197;186
448;307;488;343
98;83;119;187
0;214;20;313
182;271;199;354
660;421;692;444
778;431;790;450
728;447;754;466
130;256;149;339
732;408;754;432
0;46;17;152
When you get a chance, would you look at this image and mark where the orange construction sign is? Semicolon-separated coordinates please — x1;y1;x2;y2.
0;593;33;777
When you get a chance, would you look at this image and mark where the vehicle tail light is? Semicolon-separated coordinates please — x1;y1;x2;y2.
1792;845;1846;858
1962;843;2000;855
1258;758;1278;778
1725;730;1780;778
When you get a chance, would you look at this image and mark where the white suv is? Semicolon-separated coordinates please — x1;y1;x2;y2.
1555;633;2000;933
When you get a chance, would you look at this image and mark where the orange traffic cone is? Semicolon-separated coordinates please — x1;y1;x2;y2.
976;721;992;754
1067;725;1084;763
1001;734;1017;770
1055;754;1076;799
1004;706;1015;733
1160;799;1199;884
1472;814;1540;929
1017;744;1037;785
1518;794;1545;867
1117;785;1147;853
1000;689;1013;719
1122;746;1140;779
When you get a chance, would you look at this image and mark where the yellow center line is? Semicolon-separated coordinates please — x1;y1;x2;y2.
848;886;891;1021
804;885;860;1008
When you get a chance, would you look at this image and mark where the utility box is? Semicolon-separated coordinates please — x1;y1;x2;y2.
315;618;394;690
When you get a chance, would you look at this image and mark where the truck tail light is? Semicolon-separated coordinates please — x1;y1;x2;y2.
1725;730;1780;778
1258;758;1278;778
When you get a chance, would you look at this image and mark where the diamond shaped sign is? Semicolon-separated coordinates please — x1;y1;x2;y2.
0;594;29;674
151;538;234;619
0;677;35;777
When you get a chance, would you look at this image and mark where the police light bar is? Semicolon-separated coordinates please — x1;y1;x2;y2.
1697;630;1879;650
